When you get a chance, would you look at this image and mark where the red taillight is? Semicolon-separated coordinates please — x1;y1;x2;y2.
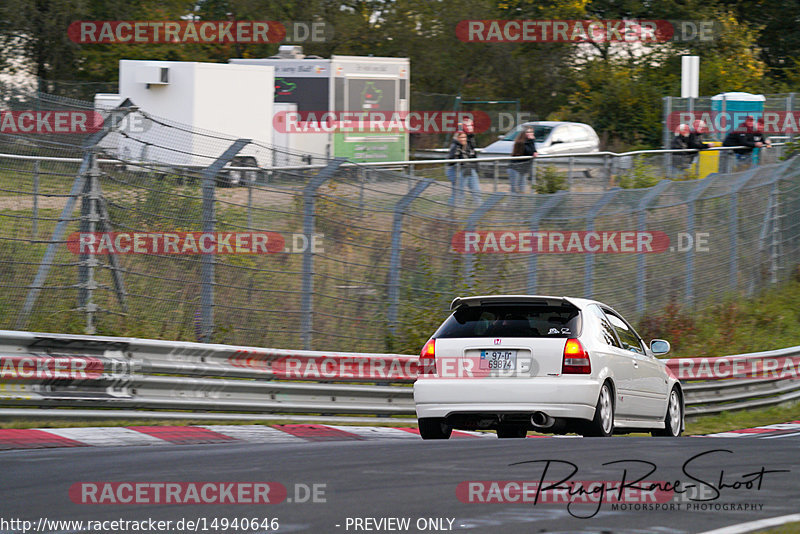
419;339;436;375
562;338;591;374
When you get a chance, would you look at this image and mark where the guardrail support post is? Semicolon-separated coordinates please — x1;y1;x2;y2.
301;158;346;350
387;179;434;348
199;138;252;343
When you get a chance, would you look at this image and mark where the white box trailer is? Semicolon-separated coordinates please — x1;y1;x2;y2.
113;60;274;167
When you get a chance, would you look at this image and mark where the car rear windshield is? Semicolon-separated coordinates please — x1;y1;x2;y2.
434;305;582;338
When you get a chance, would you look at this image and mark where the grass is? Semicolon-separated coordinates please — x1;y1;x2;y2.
752;523;800;534
636;274;800;359
685;401;800;435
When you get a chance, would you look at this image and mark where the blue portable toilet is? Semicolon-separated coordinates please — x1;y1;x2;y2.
710;92;765;142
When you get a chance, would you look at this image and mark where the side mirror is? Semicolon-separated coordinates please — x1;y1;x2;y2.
650;339;671;356
498;134;504;140
550;138;563;144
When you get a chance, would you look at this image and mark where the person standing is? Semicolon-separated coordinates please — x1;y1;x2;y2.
723;116;763;170
688;120;710;151
447;129;481;205
509;127;537;193
447;131;481;206
752;117;772;165
670;124;694;173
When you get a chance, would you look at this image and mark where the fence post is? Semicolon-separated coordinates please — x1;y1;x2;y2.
527;192;566;294
685;175;720;307
247;180;253;229
662;96;672;150
15;103;133;330
464;193;506;289
199;138;252;343
301;158;346;350
387;179;434;346
32;160;39;240
728;170;759;291
583;189;620;298
567;156;574;189
636;180;672;317
77;152;101;334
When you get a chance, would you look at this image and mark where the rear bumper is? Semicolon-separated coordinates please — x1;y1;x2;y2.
413;377;601;420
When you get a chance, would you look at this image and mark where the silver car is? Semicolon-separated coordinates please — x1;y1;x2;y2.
413;295;683;439
478;121;600;157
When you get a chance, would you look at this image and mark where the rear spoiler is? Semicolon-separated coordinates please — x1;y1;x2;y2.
449;296;578;311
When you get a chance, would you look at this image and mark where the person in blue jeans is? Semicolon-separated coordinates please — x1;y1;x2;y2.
508;127;537;193
447;131;482;206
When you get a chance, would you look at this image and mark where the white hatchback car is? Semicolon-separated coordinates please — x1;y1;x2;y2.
478;121;600;157
413;295;683;439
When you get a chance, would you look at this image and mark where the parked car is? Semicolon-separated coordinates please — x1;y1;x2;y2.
413;295;682;439
478;121;600;157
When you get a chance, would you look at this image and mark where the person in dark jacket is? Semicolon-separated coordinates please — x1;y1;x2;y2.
508;127;537;193
447;131;481;206
670;124;694;171
723;116;763;169
752;117;772;165
688;119;710;150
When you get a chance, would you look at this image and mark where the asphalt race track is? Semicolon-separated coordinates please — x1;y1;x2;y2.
1;432;799;534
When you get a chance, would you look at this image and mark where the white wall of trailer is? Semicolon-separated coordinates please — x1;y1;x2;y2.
117;60;274;167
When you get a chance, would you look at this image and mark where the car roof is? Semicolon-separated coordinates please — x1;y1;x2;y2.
450;294;598;311
521;121;590;128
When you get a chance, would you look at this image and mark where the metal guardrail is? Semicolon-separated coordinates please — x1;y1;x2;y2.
1;330;799;422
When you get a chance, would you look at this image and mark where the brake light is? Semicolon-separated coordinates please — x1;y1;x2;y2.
419;339;436;375
562;338;591;374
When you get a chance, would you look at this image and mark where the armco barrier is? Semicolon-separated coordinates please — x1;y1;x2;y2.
1;330;799;421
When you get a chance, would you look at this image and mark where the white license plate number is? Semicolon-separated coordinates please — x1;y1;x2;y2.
480;350;517;370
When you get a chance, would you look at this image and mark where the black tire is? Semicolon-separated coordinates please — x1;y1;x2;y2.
652;387;683;437
497;425;528;439
581;382;614;437
418;418;452;440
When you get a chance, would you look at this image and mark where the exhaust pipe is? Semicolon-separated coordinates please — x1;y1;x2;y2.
531;412;555;428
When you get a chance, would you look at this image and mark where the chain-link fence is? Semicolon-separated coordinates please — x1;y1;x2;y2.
662;93;798;148
1;92;800;355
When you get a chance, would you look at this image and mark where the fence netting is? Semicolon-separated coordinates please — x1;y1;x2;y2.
1;92;799;354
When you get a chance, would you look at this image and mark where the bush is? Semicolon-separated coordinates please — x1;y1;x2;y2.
534;165;568;194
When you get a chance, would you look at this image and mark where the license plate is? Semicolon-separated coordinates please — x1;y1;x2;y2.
479;350;517;370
